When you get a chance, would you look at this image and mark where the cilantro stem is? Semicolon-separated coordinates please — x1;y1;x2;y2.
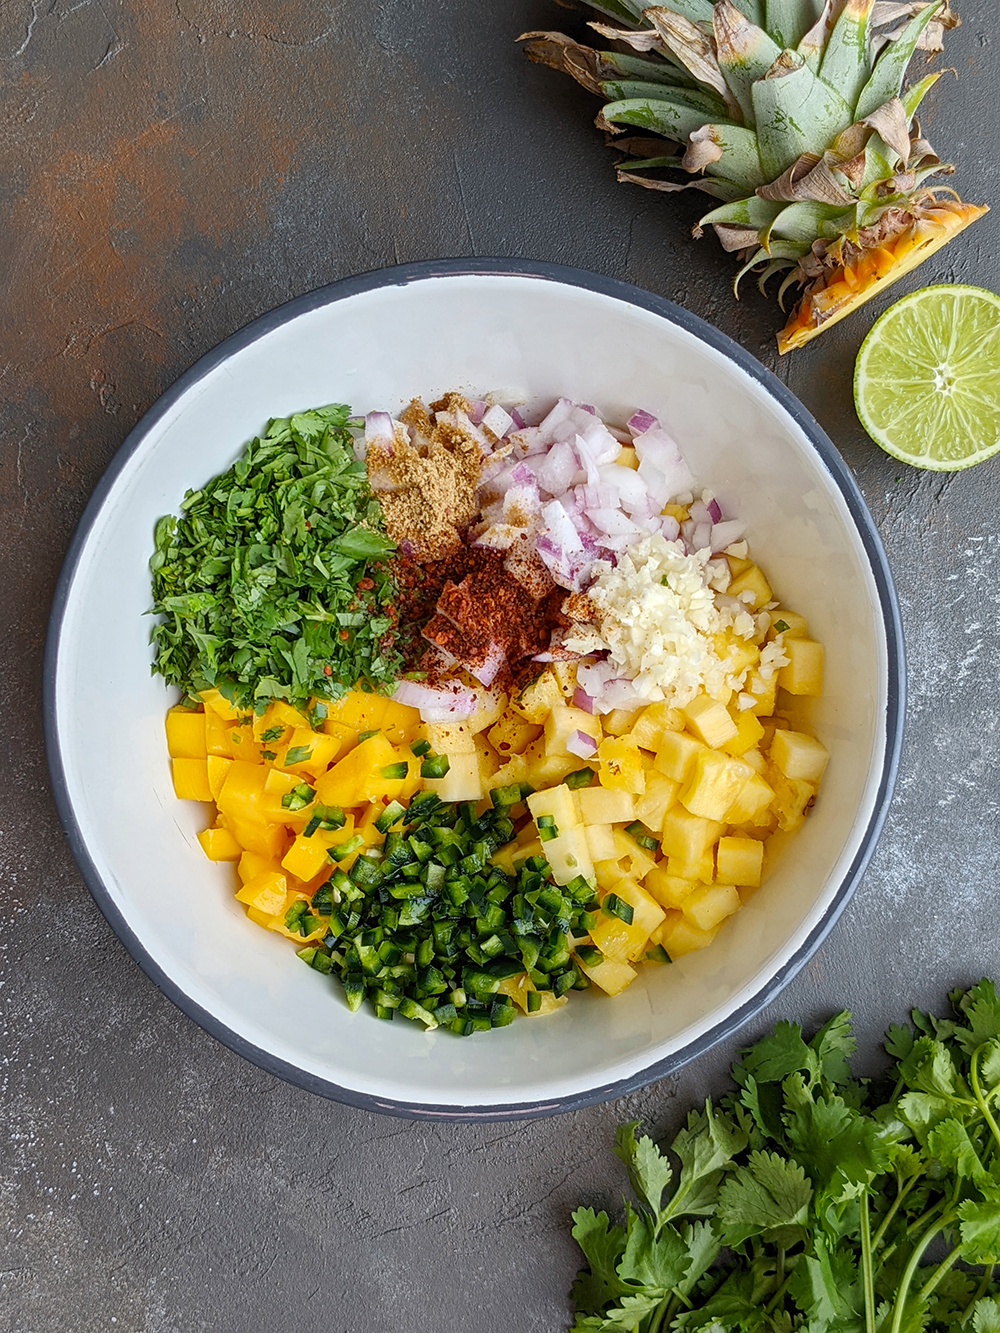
915;1244;963;1307
871;1174;917;1249
970;1046;1000;1152
860;1190;876;1333
647;1293;673;1333
959;1264;995;1325
888;1213;956;1333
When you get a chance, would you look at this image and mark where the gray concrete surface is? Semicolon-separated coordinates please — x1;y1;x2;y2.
2;1;999;1329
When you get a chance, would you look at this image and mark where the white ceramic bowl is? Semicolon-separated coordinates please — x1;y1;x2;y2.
45;261;904;1120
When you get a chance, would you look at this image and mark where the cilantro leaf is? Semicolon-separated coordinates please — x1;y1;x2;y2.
732;1020;820;1089
617;1205;689;1291
571;1208;629;1314
666;1102;747;1221
959;1194;1000;1263
715;1151;812;1248
972;1298;1000;1333
809;1010;856;1085
613;1122;673;1219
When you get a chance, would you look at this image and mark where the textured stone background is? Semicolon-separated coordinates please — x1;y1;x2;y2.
2;2;999;1330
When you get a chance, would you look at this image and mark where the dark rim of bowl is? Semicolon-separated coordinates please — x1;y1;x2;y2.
43;257;905;1122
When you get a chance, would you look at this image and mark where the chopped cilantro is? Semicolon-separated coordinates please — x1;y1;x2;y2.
284;745;313;766
149;403;401;710
260;725;286;743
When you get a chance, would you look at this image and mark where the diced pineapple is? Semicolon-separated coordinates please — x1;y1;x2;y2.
725;771;775;824
513;669;564;723
585;823;619;863
742;747;766;774
575;787;636;824
488;713;542;757
659;913;718;960
746;669;778;716
544;705;600;758
728;564;772;611
489;752;530;791
594;859;627;893
597;736;645;795
424;752;483;803
644;866;697;910
474;734;501;785
769;729;829;783
465;688;507;735
682;694;738;749
527;784;580;832
683;883;740;932
497;973;569;1015
425;721;477;755
662;806;724;864
720;710;765;757
612;829;657;882
523;738;580;787
589;886;661;962
726;553;752;577
550;660;579;701
716;836;764;887
778;639;824;696
527;990;568;1017
513;838;544;866
768;609;808;639
666;850;714;883
711;632;760;677
601;707;642;736
767;765;817;832
634;773;678;831
575;951;637;996
680;750;753;821
608;875;667;945
544;826;595;886
616;444;639;470
628;702;683;753
654;730;706;784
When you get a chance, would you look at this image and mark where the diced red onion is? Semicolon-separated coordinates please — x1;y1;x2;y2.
710;519;746;553
536;438;580;496
470;642;505;687
573;686;595;714
627;409;658;436
577;660;616;696
633;426;696;504
595;679;645;713
660;513;681;542
707;497;723;524
481;404;513;440
567;729;598;759
510;407;526;429
468;400;486;425
688;499;711;525
392;679;477;722
691;521;712;552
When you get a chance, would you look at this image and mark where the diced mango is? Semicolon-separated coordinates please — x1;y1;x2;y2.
315;733;397;807
682;695;738;749
769;729;829;783
252;700;311;742
323;690;421;745
778;639;824;696
679;750;753;822
199;687;244;721
166;707;207;759
683;883;740;932
204;708;236;757
716;836;764;888
238;850;281;884
281;817;357;882
206;755;232;802
273;725;342;778
597;736;645;795
197;825;242;861
235;870;288;916
217;761;269;824
171;757;213;802
728;564;772;611
227;817;289;859
225;721;264;763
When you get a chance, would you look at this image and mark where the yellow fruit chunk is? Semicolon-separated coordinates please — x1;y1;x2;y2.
527;784;579;832
238;850;280;884
315;732;396;806
683;883;740;933
716;836;764;888
658;913;718;960
682;695;738;749
597;736;645;795
645;867;697;910
634;773;678;831
602;707;641;736
236;870;288;916
725;771;775;825
324;690;421;745
544;705;599;758
575;786;635;824
166;707;207;759
424;752;483;803
217;761;269;823
198;688;244;721
768;610;808;639
667;850;714;883
487;713;542;757
281;817;356;882
171;757;212;802
654;730;706;784
423;721;476;755
584;823;618;862
490;752;530;791
662;806;723;864
576;951;637;996
544;826;595;886
720;710;765;758
769;729;829;783
613;829;657;882
523;738;580;788
778;639;824;696
252;700;311;742
767;766;817;833
273;725;342;778
228;817;289;859
551;660;579;701
197;825;242;861
226;720;264;764
206;755;232;802
679;750;753;822
204;708;236;757
728;564;772;612
745;669;778;716
627;702;682;753
513;669;564;724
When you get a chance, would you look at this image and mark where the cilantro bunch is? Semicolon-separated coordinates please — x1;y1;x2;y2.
570;980;1000;1333
149;404;401;710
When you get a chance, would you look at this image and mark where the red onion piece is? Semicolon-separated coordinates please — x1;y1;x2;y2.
567;729;599;759
627;409;658;436
481;404;513;439
392;679;477;722
710;519;746;552
510;407;526;429
468;400;486;425
707;497;723;524
470;642;505;687
573;686;595;714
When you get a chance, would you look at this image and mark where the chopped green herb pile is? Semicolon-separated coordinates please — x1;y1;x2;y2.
569;980;1000;1333
296;786;599;1035
149;404;400;711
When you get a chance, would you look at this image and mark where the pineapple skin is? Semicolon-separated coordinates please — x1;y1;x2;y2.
520;0;988;351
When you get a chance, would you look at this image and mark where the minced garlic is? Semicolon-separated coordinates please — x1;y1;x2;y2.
563;534;774;707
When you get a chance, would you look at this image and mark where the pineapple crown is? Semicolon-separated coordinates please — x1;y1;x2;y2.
522;0;959;285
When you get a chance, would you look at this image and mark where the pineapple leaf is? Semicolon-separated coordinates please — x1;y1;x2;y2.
818;0;875;116
901;70;941;120
602;96;731;140
713;0;782;125
854;0;941;120
600;79;731;116
766;199;859;243
798;0;836;72
686;122;766;190
586;0;646;26
763;0;825;49
650;0;716;21
698;196;786;230
729;0;765;25
644;8;739;113
600;50;703;87
752;52;853;179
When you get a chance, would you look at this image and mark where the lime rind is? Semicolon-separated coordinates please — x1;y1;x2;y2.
854;284;1000;472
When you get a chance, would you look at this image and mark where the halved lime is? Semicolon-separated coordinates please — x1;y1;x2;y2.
854;284;1000;471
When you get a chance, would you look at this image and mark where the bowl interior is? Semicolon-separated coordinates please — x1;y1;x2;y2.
49;269;895;1115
